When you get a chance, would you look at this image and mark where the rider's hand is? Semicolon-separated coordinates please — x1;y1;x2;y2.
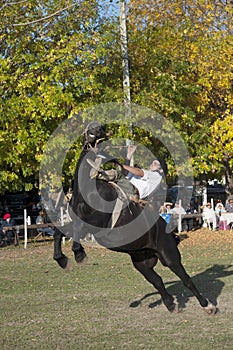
126;145;137;160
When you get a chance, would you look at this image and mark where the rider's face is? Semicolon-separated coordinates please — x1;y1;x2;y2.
149;160;161;172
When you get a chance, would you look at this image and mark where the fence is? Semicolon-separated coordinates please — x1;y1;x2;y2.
1;209;66;249
3;209;205;248
4;199;231;248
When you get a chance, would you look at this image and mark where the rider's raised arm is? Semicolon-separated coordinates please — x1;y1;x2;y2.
122;164;144;178
122;145;144;177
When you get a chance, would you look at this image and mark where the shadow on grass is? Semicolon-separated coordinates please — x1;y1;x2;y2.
130;264;233;311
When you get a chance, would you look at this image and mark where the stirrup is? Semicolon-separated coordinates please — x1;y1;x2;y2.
86;157;103;179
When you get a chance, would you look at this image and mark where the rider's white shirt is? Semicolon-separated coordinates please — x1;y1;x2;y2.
128;170;162;199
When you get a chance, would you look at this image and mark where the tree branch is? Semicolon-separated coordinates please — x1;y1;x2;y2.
0;0;28;11
12;3;77;26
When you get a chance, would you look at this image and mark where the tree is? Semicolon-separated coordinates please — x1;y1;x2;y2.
127;0;233;193
1;0;232;195
0;0;122;193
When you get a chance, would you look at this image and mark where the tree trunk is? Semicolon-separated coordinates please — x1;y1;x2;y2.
224;154;233;196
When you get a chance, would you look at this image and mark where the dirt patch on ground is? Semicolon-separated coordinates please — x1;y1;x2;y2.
179;228;233;248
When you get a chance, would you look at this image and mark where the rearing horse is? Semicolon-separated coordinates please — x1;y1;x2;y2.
53;122;216;314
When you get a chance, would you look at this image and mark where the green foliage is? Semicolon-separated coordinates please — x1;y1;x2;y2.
128;0;233;191
0;0;122;193
0;0;232;194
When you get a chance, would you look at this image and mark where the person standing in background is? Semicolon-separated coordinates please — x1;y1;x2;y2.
0;213;16;246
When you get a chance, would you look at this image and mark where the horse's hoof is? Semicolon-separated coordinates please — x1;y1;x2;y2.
73;248;88;267
166;296;180;313
168;299;180;313
54;255;69;270
64;258;73;272
204;302;217;315
75;255;88;267
170;303;180;313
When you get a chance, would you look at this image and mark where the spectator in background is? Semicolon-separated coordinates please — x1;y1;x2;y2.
170;202;187;232
159;205;171;224
185;202;197;215
0;213;16;246
171;202;186;215
215;202;228;230
225;198;233;213
36;209;54;236
164;202;173;214
182;202;197;232
202;203;216;229
215;202;226;218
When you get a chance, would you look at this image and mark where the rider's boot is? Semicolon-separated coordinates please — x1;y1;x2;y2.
86;157;103;179
98;169;118;181
86;157;118;181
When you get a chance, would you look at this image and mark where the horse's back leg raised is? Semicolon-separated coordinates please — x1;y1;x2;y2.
158;235;216;314
131;254;177;312
53;227;72;270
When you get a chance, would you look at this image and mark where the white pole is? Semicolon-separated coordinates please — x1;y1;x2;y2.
120;1;134;163
120;0;131;108
24;209;27;249
27;216;31;226
60;206;64;226
203;185;207;205
177;200;182;233
60;207;66;245
211;198;217;230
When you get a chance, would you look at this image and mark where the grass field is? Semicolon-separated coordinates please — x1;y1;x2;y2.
0;229;233;350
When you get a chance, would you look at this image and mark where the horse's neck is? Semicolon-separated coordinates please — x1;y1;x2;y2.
73;149;95;193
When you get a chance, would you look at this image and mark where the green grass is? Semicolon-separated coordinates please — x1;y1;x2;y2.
0;230;233;350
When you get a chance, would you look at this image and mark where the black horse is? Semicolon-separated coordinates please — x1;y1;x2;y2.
53;122;216;314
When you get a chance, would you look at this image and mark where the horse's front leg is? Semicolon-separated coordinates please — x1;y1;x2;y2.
53;227;72;270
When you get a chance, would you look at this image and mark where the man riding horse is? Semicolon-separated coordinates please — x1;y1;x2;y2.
87;143;165;201
52;121;216;314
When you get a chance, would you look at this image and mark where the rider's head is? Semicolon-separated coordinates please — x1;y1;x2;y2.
149;159;163;173
150;158;168;176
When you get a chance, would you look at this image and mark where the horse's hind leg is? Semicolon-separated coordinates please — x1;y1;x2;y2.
131;255;177;312
159;241;216;314
53;228;72;270
72;240;88;266
168;261;216;314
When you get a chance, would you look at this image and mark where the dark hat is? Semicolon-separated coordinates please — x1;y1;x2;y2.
3;213;10;220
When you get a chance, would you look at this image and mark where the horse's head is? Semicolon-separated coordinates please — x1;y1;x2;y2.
84;121;108;147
